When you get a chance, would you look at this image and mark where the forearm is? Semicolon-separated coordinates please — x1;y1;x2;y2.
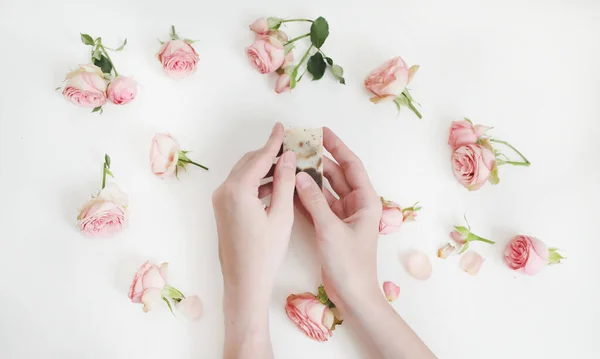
341;293;436;359
223;284;273;359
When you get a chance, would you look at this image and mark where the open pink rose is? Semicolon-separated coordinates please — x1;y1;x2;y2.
364;57;418;101
157;39;199;79
452;144;495;190
150;133;180;178
128;261;169;312
62;64;107;108
176;295;203;320
448;120;488;149
246;36;285;74
249;18;269;35
77;184;128;237
275;73;291;93
107;76;137;105
504;235;549;275
285;293;334;342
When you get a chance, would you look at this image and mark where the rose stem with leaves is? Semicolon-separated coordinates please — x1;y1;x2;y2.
101;154;113;190
281;18;314;23
284;33;310;46
491;139;531;166
96;38;119;76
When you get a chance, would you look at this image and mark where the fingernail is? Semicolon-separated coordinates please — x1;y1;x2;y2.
281;151;296;168
296;172;312;189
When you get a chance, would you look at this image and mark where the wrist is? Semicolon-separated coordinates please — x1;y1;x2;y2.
335;283;385;318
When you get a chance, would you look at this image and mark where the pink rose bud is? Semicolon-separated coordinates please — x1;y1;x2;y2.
504;235;550;275
62;64;107;108
448;119;483;149
245;36;285;74
460;251;484;276
285;293;334;342
437;242;456;259
175;295;203;321
379;198;404;234
364;57;418;101
275;73;291;94
382;281;400;302
150;133;180;178
77;184;128;237
157;39;199;79
107;76;137;105
450;229;468;244
452;143;496;191
128;261;169;312
249;18;269;35
282;50;294;69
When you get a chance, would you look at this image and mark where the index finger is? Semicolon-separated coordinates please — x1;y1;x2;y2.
323;127;371;189
245;123;285;179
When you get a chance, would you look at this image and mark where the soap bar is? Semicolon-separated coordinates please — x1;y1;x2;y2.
283;128;323;188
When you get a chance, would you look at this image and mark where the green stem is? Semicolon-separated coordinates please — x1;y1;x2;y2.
467;233;495;244
179;158;209;171
101;165;107;190
294;45;313;74
170;25;179;40
403;93;422;119
281;18;313;23
97;40;119;76
490;139;530;167
284;33;310;46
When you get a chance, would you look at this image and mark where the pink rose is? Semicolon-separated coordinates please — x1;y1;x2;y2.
157;39;199;79
448;120;488;149
504;235;549;275
62;64;107;108
451;144;496;190
249;18;269;35
364;57;418;101
379;198;404;234
383;281;400;302
246;36;285;74
107;76;137;105
150;133;180;178
275;73;291;93
77;184;128;237
175;295;203;320
128;261;169;312
285;293;334;342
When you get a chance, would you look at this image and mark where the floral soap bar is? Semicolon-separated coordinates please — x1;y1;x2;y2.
283;128;323;188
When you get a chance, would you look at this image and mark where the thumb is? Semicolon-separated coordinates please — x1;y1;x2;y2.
295;171;338;229
269;151;297;218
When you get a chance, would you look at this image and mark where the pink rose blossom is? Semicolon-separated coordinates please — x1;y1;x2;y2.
107;76;137;105
382;281;400;302
460;251;484;276
62;64;107;108
452;144;496;190
77;184;128;237
285;293;334;342
175;295;203;320
157;39;199;79
450;230;467;244
448;120;487;149
150;133;180;178
504;235;549;275
246;36;285;74
364;57;418;101
275;73;291;93
128;261;169;312
379;198;404;234
249;18;269;35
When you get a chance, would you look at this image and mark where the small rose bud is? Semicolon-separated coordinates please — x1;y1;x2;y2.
107;76;137;105
382;281;400;302
450;228;468;244
275;73;291;94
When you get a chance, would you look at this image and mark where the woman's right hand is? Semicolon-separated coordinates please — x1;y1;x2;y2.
294;127;383;313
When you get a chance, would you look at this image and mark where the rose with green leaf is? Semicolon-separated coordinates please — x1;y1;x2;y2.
150;133;208;178
448;216;495;254
285;285;342;342
157;26;200;79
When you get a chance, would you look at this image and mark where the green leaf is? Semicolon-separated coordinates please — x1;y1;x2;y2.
104;154;111;167
93;54;112;74
488;163;500;185
105;169;114;178
92;106;103;114
339;77;346;85
548;248;566;265
325;57;333;66
310;17;329;48
267;17;283;29
316;285;329;305
114;38;127;51
183;38;197;45
393;96;407;112
284;43;294;55
55;86;61;91
80;33;94;46
454;225;470;237
162;297;175;315
458;241;469;254
307;52;326;80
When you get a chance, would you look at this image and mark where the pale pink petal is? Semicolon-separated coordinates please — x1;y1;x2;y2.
406;252;432;280
450;230;467;244
523;237;549;275
175;295;203;320
141;288;162;312
159;262;169;282
437;243;456;259
460;251;484;276
382;281;400;302
142;266;166;289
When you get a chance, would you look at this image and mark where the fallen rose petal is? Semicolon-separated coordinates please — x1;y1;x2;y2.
406;252;432;280
382;281;400;302
460;251;484;276
437;243;456;259
176;295;203;320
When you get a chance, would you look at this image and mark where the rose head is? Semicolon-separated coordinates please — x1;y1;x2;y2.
150;133;180;178
285;293;334;342
107;76;137;105
504;235;549;275
275;73;291;93
128;261;169;312
365;57;418;100
249;18;269;35
379;197;404;234
62;64;107;108
245;36;285;74
77;184;128;237
157;39;199;79
448;119;488;149
452;143;496;190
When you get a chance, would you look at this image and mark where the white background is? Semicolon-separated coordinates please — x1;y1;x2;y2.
1;0;599;358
